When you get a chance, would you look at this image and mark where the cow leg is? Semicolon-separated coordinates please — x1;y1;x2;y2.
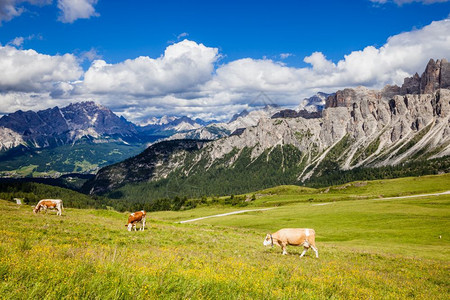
133;223;137;231
141;218;146;231
300;247;308;258
311;245;319;258
281;243;288;255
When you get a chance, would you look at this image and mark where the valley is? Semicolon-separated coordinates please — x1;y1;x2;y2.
0;141;147;177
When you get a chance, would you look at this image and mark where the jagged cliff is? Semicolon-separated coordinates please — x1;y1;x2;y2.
85;59;450;195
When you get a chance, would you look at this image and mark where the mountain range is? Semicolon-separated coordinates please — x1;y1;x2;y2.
83;59;450;199
0;96;301;176
0;102;138;150
2;58;449;194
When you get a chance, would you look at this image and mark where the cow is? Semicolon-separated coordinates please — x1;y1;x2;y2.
33;199;64;216
263;228;319;258
125;210;146;231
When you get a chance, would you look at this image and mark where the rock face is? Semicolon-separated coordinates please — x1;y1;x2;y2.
163;105;282;141
271;109;322;119
86;59;450;195
298;92;332;112
400;58;450;95
0;101;138;150
137;115;207;135
0;127;24;151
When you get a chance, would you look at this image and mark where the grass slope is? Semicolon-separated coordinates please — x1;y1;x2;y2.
1;174;449;299
249;173;450;206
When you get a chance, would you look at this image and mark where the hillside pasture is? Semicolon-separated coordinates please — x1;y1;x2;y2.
248;174;450;206
1;183;449;299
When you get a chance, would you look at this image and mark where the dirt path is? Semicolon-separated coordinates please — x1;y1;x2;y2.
178;208;277;223
368;190;450;201
311;190;450;206
178;190;450;223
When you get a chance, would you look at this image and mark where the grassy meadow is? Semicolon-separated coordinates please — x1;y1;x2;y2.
0;174;449;299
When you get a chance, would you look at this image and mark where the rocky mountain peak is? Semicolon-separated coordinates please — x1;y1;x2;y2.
400;58;450;95
229;110;250;123
61;101;136;136
326;58;450;109
0;101;139;150
84;59;450;195
298;92;332;112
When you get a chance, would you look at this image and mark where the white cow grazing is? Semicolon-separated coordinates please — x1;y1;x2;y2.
264;228;319;258
33;199;64;216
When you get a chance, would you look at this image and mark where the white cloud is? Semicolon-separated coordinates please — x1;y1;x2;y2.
81;40;219;96
0;0;22;24
303;52;335;74
0;18;449;122
0;0;98;25
80;48;102;62
57;0;99;23
7;34;42;47
280;53;293;59
370;0;450;5
0;0;50;24
209;18;450;96
8;36;24;47
210;58;304;93
177;32;189;40
0;45;82;93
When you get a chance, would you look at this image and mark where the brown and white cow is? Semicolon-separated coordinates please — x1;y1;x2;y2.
125;210;146;231
263;228;319;258
33;199;64;216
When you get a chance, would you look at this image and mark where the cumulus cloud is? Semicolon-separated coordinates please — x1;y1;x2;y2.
57;0;99;23
0;18;449;122
370;0;450;5
209;18;450;97
81;40;219;96
0;45;82;93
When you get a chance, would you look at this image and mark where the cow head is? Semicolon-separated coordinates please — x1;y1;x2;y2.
33;206;39;214
127;223;133;231
263;234;273;247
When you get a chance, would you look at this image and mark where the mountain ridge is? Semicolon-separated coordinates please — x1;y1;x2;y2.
84;58;450;197
0;101;138;150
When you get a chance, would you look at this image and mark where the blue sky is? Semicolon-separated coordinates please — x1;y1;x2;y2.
0;0;449;122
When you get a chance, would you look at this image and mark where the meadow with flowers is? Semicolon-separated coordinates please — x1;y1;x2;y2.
0;174;449;299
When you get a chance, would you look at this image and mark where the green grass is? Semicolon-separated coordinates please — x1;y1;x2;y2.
244;173;450;206
0;164;38;177
169;196;449;260
1;174;449;299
